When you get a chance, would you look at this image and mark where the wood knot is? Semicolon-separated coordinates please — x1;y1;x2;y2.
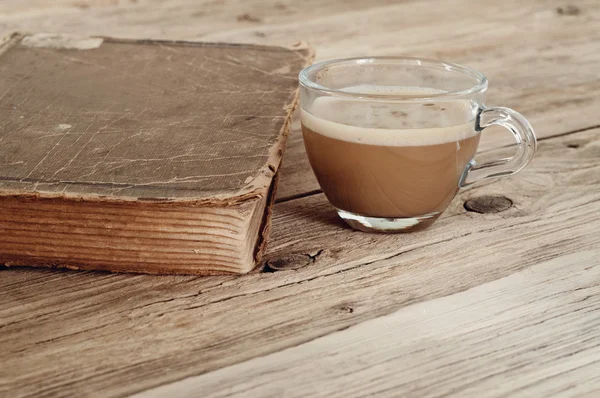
336;306;354;314
556;5;581;15
464;195;513;214
263;250;323;272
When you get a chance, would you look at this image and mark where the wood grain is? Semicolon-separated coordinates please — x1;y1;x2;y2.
1;0;599;396
136;250;600;398
1;128;599;397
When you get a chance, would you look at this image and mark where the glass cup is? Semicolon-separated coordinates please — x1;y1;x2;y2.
299;57;536;232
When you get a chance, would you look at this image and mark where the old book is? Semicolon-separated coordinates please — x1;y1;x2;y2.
0;33;313;275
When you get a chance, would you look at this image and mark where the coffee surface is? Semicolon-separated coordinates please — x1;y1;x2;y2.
301;86;480;218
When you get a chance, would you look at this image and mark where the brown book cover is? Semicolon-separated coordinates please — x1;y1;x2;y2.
0;33;313;274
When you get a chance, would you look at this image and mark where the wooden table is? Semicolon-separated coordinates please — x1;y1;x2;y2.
1;1;599;397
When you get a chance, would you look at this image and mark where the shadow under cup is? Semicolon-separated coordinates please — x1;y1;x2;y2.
299;57;536;233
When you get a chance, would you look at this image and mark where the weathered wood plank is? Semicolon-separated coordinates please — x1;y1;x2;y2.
135;250;600;398
1;128;598;397
1;1;599;397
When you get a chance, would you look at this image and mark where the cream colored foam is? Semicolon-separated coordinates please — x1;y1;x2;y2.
301;85;479;147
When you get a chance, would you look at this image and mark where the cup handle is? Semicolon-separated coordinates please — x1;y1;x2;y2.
460;106;537;187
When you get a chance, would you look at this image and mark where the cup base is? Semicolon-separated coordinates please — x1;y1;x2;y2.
336;208;441;233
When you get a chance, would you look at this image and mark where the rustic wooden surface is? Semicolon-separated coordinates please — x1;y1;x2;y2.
1;0;599;397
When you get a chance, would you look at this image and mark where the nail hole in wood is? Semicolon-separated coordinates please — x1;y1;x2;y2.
567;143;580;149
464;195;513;214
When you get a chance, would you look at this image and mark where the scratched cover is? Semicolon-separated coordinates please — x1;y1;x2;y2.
0;33;312;203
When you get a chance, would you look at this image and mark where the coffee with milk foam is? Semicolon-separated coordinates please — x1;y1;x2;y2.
301;85;480;218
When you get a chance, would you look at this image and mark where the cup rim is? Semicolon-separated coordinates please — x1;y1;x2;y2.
299;56;488;101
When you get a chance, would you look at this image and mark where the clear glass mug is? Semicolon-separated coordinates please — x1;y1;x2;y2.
299;57;536;232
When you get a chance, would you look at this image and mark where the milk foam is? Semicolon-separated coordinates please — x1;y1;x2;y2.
301;85;479;147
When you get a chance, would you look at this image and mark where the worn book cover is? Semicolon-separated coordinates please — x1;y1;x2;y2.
0;33;313;274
